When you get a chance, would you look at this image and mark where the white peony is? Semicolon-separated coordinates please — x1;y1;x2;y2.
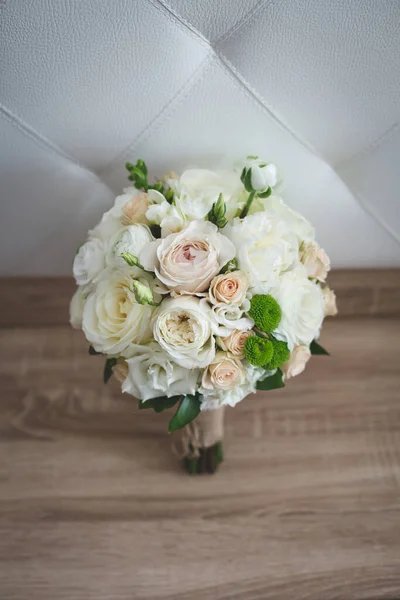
140;220;235;294
122;342;199;401
270;268;325;350
106;224;154;267
224;212;299;294
73;238;105;285
249;195;315;242
200;363;265;410
152;296;216;368
82;267;154;356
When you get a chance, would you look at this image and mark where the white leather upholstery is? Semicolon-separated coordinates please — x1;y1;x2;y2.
1;0;399;274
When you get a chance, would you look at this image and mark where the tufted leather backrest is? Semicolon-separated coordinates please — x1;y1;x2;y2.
1;0;399;274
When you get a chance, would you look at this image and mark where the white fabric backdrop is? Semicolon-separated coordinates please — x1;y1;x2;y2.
1;0;399;275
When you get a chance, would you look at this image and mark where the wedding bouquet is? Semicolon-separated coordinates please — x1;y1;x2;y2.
70;157;337;473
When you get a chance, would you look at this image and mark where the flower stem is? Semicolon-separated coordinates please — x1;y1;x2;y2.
240;191;256;218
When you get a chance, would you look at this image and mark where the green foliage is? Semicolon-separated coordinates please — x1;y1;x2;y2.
220;258;238;274
265;338;290;369
88;345;101;356
310;340;330;356
149;224;162;238
207;193;227;228
125;158;164;193
138;395;181;413
243;168;254;193
256;368;285;391
103;358;117;384
168;394;201;433
182;440;224;475
244;335;274;367
257;187;272;199
248;294;281;332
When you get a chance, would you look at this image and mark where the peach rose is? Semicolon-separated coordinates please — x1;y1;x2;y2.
209;270;249;305
201;352;246;391
322;286;338;316
121;192;149;225
218;329;254;358
281;345;311;380
112;359;129;384
300;241;330;282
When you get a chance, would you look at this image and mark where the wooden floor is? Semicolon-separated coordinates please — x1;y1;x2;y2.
0;318;400;600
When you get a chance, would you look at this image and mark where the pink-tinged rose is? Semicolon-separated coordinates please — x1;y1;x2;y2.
121;192;149;225
322;286;338;316
202;352;246;391
112;359;129;384
300;241;330;282
281;345;311;380
218;329;254;358
209;270;248;305
140;220;236;294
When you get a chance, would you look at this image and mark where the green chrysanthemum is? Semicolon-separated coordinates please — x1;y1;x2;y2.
248;294;281;332
265;338;290;369
244;335;274;367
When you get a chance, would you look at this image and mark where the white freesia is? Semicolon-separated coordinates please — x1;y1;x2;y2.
242;157;278;192
152;296;215;368
146;196;184;234
200;363;265;410
106;224;154;267
82;268;155;356
270;268;324;350
122;342;199;401
69;285;91;329
73;238;105;285
224;212;298;294
140;220;235;294
212;303;254;336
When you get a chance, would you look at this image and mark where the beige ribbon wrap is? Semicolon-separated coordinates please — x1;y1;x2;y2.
174;406;225;459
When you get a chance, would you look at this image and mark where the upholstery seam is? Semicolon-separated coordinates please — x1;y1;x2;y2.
215;0;274;46
335;121;400;170
145;0;211;49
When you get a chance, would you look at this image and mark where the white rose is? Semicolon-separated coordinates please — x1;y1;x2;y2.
106;224;154;267
281;345;311;380
82;268;154;356
270;269;325;350
201;352;246;391
300;241;330;282
218;329;254;358
224;213;298;294
209;270;249;305
200;363;265;410
152;296;216;368
322;285;338;316
121;342;199;401
69;285;91;329
73;238;105;285
212;303;253;336
249;194;315;242
140;220;235;294
242;157;278;192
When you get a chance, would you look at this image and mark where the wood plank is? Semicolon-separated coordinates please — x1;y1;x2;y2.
0;318;399;599
1;270;400;327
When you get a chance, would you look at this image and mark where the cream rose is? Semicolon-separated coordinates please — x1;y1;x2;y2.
218;329;254;358
281;345;311;380
322;285;338;316
73;238;105;285
82;268;154;356
270;268;325;350
152;296;216;368
300;241;330;282
69;285;91;329
140;220;236;294
122;342;199;401
209;270;248;305
202;352;246;391
121;192;149;225
200;363;265;410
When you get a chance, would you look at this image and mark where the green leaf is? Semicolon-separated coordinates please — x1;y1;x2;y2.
136;159;148;176
165;189;174;204
103;358;117;384
257;187;272;199
149;224;162;238
240;167;246;184
168;394;201;433
256;368;285;391
139;395;181;413
125;162;134;172
88;345;102;356
310;340;330;356
244;167;254;193
220;258;238;274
